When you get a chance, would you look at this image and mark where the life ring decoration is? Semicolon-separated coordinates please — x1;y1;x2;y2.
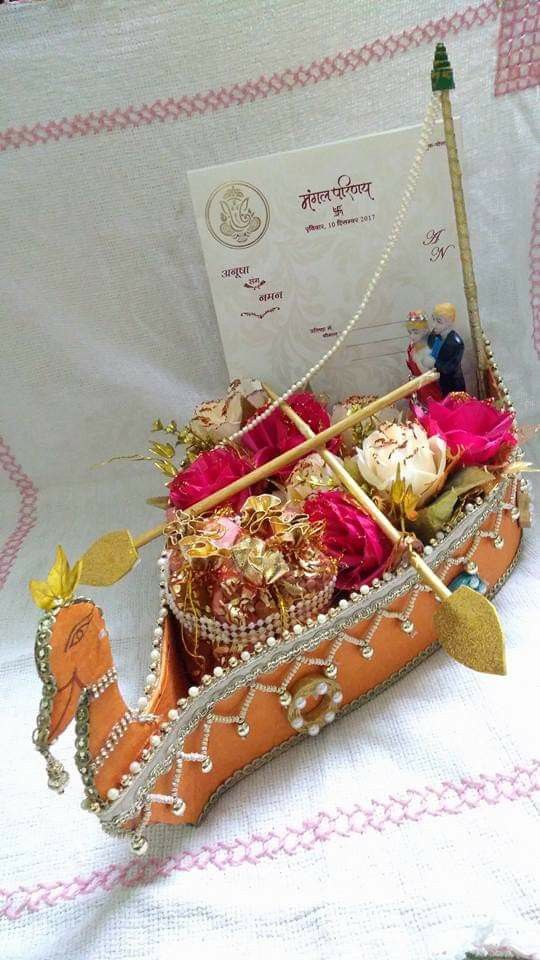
284;673;343;736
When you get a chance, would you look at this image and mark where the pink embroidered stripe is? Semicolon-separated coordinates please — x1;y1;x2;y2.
494;0;540;96
0;1;499;152
531;177;540;359
1;758;538;920
0;437;38;591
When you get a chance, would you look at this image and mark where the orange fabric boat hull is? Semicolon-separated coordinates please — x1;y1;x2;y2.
33;478;523;843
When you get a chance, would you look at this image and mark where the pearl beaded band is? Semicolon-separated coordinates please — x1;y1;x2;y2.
87;666;117;699
224;93;441;446
166;578;337;649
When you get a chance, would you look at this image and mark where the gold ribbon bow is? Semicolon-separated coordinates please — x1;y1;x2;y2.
275;513;320;548
165;510;202;547
241;493;322;547
240;494;289;537
177;534;225;561
169;512;236;555
231;536;289;586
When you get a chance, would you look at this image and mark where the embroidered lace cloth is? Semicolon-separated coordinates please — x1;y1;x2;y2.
1;1;539;957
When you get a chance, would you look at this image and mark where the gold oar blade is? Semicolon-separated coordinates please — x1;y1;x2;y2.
79;530;139;586
434;585;506;675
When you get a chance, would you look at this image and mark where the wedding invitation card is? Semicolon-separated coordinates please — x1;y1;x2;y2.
188;121;472;399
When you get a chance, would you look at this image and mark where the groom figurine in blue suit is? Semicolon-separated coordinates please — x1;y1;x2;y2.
427;302;466;396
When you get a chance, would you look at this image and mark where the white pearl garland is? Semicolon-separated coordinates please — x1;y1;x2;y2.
223;94;440;446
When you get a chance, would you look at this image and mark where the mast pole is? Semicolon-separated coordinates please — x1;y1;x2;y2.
432;42;488;398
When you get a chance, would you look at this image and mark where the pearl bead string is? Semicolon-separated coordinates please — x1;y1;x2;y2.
225;93;441;446
87;667;117;699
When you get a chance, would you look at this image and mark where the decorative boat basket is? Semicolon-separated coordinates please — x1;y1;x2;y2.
32;344;527;854
30;46;532;855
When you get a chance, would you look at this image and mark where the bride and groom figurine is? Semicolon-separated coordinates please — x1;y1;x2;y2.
405;302;466;403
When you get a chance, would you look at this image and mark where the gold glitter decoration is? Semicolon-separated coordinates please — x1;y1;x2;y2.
434;585;506;676
79;530;138;586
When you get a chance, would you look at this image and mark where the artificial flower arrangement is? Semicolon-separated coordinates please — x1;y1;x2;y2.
144;380;517;685
28;45;533;853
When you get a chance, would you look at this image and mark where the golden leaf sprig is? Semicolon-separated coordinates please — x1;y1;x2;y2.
29;546;82;611
151;418;213;467
148;440;177;478
98;414;218;494
97;436;179;478
391;465;419;525
374;464;419;530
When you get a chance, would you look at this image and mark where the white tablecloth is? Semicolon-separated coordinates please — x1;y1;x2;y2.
1;1;539;957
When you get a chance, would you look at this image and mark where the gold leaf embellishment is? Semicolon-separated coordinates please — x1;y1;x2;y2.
29;546;82;611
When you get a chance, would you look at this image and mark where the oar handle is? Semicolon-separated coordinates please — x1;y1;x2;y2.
406;551;451;601
263;384;451;604
132;370;439;550
134;526;165;550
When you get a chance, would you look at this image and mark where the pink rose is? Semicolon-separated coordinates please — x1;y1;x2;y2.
304;490;393;591
241;393;341;482
413;395;516;467
168;447;254;512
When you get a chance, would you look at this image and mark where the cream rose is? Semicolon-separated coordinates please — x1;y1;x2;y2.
190;378;266;444
356;420;447;504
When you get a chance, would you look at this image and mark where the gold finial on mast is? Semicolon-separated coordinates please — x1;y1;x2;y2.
432;42;489;398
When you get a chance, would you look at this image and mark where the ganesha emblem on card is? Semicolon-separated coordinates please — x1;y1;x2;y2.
205;181;270;248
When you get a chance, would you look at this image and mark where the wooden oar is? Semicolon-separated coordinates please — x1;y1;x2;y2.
79;370;438;588
263;383;506;676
